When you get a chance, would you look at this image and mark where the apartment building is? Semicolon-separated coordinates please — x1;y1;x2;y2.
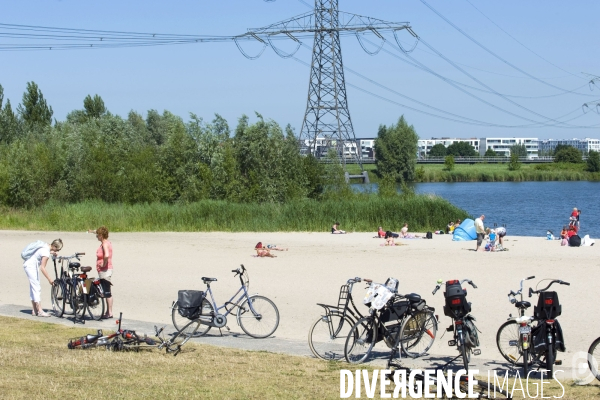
537;138;600;155
478;137;539;158
418;137;480;157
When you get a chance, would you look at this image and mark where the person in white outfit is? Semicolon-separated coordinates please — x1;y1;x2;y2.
22;239;63;317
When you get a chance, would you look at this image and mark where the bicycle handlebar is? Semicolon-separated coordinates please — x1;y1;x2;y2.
232;264;246;276
432;278;477;295
529;279;570;297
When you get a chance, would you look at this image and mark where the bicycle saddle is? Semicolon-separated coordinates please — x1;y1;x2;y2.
515;301;531;309
202;277;217;282
68;262;81;270
80;266;92;273
406;293;422;303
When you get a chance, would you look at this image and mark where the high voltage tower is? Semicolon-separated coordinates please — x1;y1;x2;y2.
246;0;415;168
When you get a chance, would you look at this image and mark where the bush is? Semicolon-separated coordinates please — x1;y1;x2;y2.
554;147;582;163
444;155;455;171
586;150;600;172
508;153;521;171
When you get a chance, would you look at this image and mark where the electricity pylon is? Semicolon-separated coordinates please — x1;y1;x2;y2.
242;1;414;168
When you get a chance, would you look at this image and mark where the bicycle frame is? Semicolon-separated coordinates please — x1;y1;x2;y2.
318;278;365;340
202;283;260;324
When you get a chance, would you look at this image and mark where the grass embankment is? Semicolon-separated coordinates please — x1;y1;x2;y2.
0;316;598;399
346;163;600;183
0;197;468;232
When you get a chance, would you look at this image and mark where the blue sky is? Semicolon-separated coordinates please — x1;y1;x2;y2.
1;0;598;139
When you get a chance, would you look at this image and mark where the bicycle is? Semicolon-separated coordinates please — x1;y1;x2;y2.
308;277;368;361
172;264;280;338
432;278;480;373
527;279;569;375
51;253;105;322
496;276;536;375
344;280;437;364
587;336;600;383
68;313;198;356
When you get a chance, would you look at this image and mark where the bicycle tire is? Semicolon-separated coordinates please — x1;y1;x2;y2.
460;342;470;372
172;298;213;336
344;317;376;364
62;280;75;315
51;281;67;317
72;284;86;322
84;286;105;321
167;319;201;355
237;295;280;338
587;337;600;382
523;347;529;376
496;320;527;366
546;340;554;375
399;310;438;358
308;312;354;361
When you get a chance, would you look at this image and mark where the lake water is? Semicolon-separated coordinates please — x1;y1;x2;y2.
356;181;600;238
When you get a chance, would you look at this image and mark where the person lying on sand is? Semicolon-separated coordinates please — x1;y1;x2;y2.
255;242;277;257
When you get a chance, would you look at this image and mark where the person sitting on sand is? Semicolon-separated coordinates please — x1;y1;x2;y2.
446;221;454;234
377;226;386;238
399;223;419;239
332;222;346;234
560;226;568;240
454;219;462;229
384;231;398;246
255;242;277;258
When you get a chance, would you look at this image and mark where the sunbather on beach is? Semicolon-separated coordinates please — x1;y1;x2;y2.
332;222;346;234
255;242;277;257
399;223;419;238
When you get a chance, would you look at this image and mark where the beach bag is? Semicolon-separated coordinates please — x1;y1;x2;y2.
569;235;581;247
426;231;433;239
177;290;205;320
21;240;46;261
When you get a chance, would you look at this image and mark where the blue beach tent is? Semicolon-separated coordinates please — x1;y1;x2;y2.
453;219;477;241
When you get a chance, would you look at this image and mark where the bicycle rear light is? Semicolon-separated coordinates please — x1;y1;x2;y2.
451;298;461;305
448;280;459;285
545;299;553;305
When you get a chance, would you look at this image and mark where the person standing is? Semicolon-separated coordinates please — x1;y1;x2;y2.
89;226;113;319
474;215;485;251
22;239;63;317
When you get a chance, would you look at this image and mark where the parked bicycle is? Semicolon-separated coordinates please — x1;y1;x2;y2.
344;279;437;364
496;276;536;375
172;264;279;338
308;277;368;361
68;313;197;356
51;253;105;322
498;278;569;376
432;279;480;373
587;336;600;383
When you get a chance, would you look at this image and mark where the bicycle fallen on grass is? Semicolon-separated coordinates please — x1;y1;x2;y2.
67;313;197;356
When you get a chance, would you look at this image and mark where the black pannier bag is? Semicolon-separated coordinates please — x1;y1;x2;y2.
569;235;581;247
463;315;479;348
177;290;205;320
380;300;409;323
533;291;561;320
443;280;471;318
532;320;566;353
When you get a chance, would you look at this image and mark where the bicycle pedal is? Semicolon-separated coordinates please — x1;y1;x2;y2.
554;360;562;365
473;349;481;356
446;325;454;332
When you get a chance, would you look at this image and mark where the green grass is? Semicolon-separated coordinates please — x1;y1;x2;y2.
0;196;469;232
0;316;598;399
346;162;599;183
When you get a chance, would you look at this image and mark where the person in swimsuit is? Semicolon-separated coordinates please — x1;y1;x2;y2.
255;242;277;257
332;222;346;234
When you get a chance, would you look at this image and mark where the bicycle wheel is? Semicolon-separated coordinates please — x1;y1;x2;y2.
496;320;526;366
345;317;376;364
51;281;67;317
587;337;600;382
460;342;470;372
84;286;105;321
399;310;438;358
172;298;214;336
546;342;554;375
308;313;354;361
62;281;75;315
237;295;280;338
72;286;86;322
167;319;201;355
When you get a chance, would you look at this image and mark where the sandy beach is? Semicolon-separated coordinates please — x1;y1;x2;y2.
2;229;597;371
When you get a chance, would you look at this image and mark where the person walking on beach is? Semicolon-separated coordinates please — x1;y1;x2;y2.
22;239;63;317
474;215;485;251
88;226;114;319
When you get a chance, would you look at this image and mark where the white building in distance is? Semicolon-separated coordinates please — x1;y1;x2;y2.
418;138;480;157
537;138;600;155
479;137;539;158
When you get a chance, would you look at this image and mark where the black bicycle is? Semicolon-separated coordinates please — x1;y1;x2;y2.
528;279;569;375
432;279;480;373
308;277;368;361
51;253;105;322
344;280;437;364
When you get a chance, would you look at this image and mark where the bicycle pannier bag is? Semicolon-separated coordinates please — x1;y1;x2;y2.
177;290;205;320
443;280;471;318
569;235;581;247
20;240;46;261
463;315;479;348
532;320;565;353
379;300;409;323
533;291;561;320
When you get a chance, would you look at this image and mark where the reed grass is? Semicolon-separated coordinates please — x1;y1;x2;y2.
0;316;597;399
0;196;469;233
